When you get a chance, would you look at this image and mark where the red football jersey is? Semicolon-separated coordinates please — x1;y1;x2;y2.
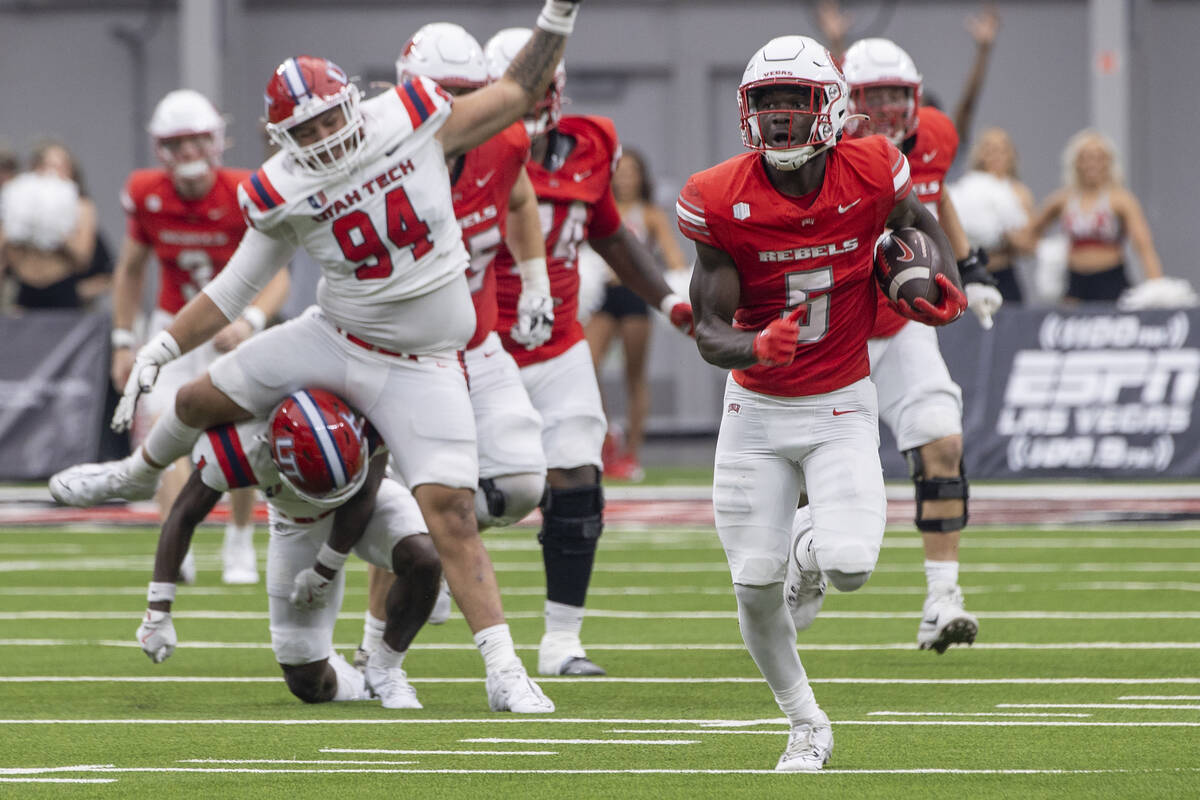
494;115;623;367
871;105;959;339
452;123;531;349
121;167;252;314
678;137;912;397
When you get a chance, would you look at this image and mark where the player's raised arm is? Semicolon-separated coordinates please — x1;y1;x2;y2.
437;2;581;157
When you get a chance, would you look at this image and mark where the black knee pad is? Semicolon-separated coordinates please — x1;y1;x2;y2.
479;477;507;520
904;448;969;533
538;484;604;556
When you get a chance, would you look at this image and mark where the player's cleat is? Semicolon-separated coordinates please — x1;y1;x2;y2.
48;459;159;507
364;652;422;709
486;663;556;713
775;709;833;772
538;632;606;676
178;548;197;585
352;646;370;672
605;453;644;483
918;583;979;654
784;529;826;631
221;545;259;585
428;578;452;625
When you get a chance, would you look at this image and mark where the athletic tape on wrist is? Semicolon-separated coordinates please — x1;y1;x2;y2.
241;306;267;333
536;0;578;35
659;292;684;316
315;544;349;574
111;328;136;350
147;581;176;603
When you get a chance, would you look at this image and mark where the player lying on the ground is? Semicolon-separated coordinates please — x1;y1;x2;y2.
136;388;441;708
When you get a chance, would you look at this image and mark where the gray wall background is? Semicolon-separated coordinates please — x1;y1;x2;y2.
1;0;1194;291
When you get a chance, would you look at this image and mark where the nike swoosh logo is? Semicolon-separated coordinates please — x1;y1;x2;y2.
922;149;938;163
832;409;860;416
483;350;498;358
475;170;496;188
837;199;861;213
573;170;592;182
385;145;401;157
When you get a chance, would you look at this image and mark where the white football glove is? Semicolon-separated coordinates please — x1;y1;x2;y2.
965;282;1003;331
510;292;555;350
289;566;334;610
112;330;181;433
136;609;177;663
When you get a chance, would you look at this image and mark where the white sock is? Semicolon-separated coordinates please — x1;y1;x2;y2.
142;405;203;468
544;600;584;638
373;640;406;669
224;523;254;550
775;678;822;727
474;623;521;674
360;612;386;654
924;559;959;590
329;653;367;701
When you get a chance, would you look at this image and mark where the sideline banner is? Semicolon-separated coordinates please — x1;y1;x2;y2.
0;311;110;480
880;307;1200;479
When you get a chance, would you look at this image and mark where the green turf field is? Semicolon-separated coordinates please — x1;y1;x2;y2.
2;519;1198;798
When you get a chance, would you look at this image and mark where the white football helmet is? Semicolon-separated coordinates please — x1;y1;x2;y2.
147;89;225;180
484;27;566;138
842;38;922;145
738;36;848;171
397;22;488;91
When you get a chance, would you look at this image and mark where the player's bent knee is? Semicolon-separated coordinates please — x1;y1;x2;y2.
733;581;784;613
826;569;872;592
905;447;969;533
393;534;442;582
476;473;546;529
281;660;335;704
538;483;604;556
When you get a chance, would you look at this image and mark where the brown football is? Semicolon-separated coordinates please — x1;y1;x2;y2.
874;227;944;307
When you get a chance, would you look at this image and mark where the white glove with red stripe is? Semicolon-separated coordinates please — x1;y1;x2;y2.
136;609;177;663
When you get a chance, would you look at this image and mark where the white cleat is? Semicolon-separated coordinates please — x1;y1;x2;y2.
49;459;159;507
428;578;452;625
364;652;422;709
775;709;833;772
784;530;826;631
221;545;259;585
486;663;555;713
918;583;979;654
538;632;605;676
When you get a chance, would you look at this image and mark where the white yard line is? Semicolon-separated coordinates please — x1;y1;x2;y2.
1118;695;1200;700
5;676;1200;685
867;712;1093;718
997;703;1200;711
459;738;699;745
3;717;1200;727
320;748;558;756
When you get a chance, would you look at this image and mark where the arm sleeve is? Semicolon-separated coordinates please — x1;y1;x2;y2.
201;226;296;320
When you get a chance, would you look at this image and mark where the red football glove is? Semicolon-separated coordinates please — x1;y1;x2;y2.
895;273;968;326
660;293;695;337
753;307;803;366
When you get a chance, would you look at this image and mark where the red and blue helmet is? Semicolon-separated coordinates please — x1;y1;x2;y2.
264;55;364;176
268;389;368;509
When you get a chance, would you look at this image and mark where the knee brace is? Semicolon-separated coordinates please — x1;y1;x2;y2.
538;484;604;556
476;473;547;529
904;448;969;533
825;569;872;592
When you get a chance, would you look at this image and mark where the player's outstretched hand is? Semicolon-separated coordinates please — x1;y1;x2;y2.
112;331;181;433
136;609;177;663
511;292;555;350
896;274;967;326
289;566;334;610
752;307;803;367
965;282;1003;330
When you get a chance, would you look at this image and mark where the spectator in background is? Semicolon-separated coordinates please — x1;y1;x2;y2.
0;147;17;187
0;140;107;310
948;127;1035;302
952;5;999;146
1028;129;1165;303
585;148;688;482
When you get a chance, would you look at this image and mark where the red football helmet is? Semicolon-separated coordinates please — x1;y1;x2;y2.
268;389;368;509
264;56;364;177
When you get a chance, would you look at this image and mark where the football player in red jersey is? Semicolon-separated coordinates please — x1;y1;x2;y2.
52;0;587;715
346;22;554;671
485;27;694;678
841;38;1003;654
681;36;962;772
111;89;291;585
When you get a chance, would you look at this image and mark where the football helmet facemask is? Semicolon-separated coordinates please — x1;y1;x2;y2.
739;36;849;171
268;389;368;510
484;27;566;139
397;22;488;92
264;56;364;177
842;38;923;146
147;89;225;181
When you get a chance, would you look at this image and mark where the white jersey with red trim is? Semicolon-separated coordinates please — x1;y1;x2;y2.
192;419;324;523
237;77;469;339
